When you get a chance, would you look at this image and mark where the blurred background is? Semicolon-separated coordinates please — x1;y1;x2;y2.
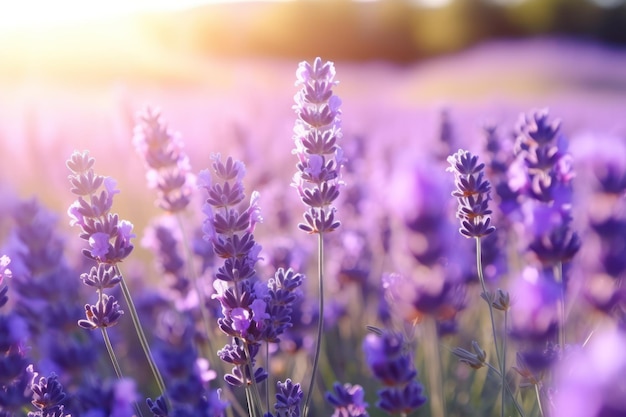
1;0;625;230
3;0;626;74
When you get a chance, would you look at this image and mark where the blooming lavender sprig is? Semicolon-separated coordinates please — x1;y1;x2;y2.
446;150;519;416
292;57;343;234
262;268;304;343
67;151;135;264
133;107;194;213
447;149;496;239
362;331;426;415
291;57;343;417
199;154;268;396
325;382;369;417
511;109;580;266
66;150;167;401
66;151;128;332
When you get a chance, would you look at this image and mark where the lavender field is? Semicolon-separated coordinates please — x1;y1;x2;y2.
1;31;626;417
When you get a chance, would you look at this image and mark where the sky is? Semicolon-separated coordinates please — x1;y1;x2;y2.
0;0;249;30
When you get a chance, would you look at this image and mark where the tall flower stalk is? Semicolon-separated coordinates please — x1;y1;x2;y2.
292;57;343;417
66;150;166;403
448;149;511;415
132;107;218;364
512;109;580;348
199;154;266;417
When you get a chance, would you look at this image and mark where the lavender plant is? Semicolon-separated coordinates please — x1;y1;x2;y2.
132;106;194;214
133;107;219;367
447;149;523;416
291;56;343;417
66;150;166;402
199;154;304;417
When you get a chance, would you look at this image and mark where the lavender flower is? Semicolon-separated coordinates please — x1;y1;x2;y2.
133;107;194;213
447;149;496;238
142;219;196;308
510;109;580;266
362;331;426;415
262;268;304;343
28;368;68;417
77;293;124;330
199;154;267;387
272;379;303;417
325;382;369;417
66;151;135;264
292;57;343;234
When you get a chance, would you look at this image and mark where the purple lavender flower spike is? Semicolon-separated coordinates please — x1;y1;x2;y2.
292;57;343;234
511;109;580;266
133;107;194;213
262;268;304;343
363;331;427;415
447;149;496;239
199;154;270;387
325;382;369;417
66;150;135;264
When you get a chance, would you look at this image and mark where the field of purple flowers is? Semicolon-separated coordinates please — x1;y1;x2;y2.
2;38;626;417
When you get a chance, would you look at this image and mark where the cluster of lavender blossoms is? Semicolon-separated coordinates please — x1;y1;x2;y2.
133;107;194;213
199;154;305;416
511;109;580;266
66;151;134;329
1;255;72;417
447;149;496;239
292;57;343;234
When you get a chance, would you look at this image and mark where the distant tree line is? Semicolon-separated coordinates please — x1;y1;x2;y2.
140;0;626;61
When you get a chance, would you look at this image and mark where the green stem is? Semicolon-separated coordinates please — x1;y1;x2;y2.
244;383;257;417
100;312;144;417
553;262;565;351
101;327;124;379
302;232;325;417
423;318;445;417
484;363;526;417
535;384;545;417
243;341;265;416
265;342;271;413
501;311;508;417
115;266;168;399
475;238;502;371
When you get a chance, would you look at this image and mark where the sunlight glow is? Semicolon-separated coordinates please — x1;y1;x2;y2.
0;0;229;30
